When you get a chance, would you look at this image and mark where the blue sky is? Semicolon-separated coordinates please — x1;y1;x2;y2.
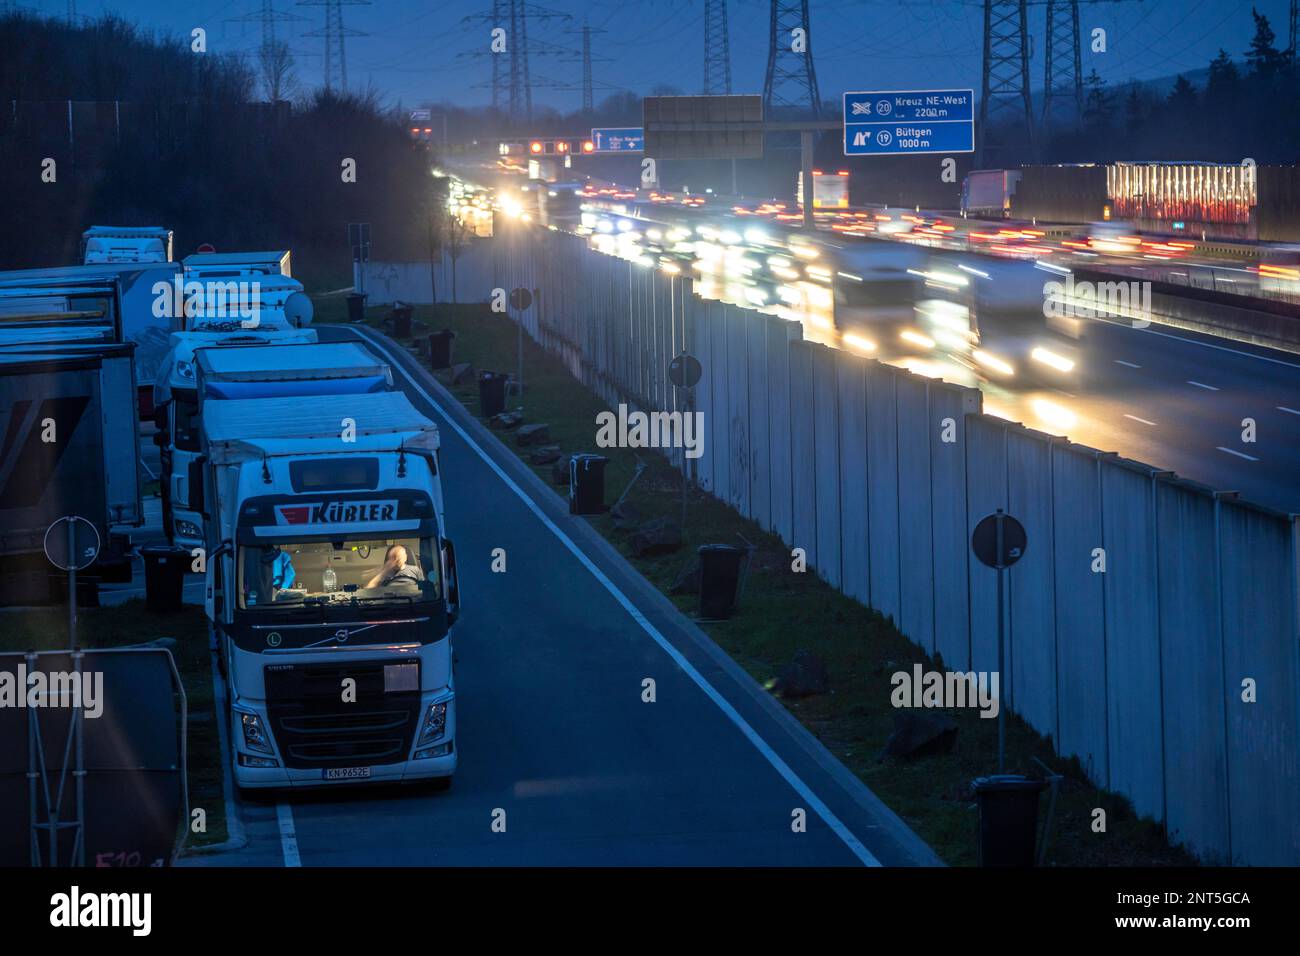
41;0;1298;110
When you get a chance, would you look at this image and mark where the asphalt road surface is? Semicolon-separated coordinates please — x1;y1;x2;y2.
195;322;939;867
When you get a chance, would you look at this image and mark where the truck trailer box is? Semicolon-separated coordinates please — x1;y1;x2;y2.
82;226;174;264
183;251;292;278
0;342;141;560
195;342;392;402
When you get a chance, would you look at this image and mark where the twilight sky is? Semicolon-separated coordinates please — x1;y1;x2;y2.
41;0;1298;111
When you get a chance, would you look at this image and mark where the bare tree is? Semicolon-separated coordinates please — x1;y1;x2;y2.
259;39;296;103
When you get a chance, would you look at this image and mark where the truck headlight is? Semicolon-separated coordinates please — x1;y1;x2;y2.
175;519;202;538
238;710;273;754
175;359;195;380
417;702;448;745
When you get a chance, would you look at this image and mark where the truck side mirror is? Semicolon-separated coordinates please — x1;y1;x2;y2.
442;538;460;625
153;402;169;432
188;456;207;516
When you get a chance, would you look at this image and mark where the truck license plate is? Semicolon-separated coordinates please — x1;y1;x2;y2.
323;767;371;781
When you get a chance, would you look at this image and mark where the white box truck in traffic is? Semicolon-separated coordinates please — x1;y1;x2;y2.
960;169;1022;218
796;170;850;209
160;342;393;549
196;392;460;790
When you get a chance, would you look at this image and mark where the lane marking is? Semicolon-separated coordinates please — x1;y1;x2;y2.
1186;380;1219;391
1114;360;1141;368
1216;446;1260;462
1051;387;1076;399
1109;320;1300;371
276;802;301;867
1123;413;1157;426
351;325;881;866
1278;406;1300;416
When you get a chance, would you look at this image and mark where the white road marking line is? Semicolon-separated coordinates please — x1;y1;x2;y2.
1052;387;1076;398
1216;446;1260;462
351;326;882;867
276;802;301;867
1114;360;1141;368
1186;380;1219;391
1123;413;1157;426
1278;406;1300;416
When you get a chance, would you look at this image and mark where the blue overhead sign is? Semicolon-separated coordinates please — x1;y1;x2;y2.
843;89;975;156
590;127;644;153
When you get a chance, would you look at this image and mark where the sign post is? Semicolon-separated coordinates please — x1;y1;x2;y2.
44;515;101;651
843;89;975;157
971;508;1027;772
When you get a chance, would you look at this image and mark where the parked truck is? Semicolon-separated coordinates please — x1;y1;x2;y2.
184;250;292;279
82;226;174;264
196;392;460;791
159;342;393;549
960;169;1022;218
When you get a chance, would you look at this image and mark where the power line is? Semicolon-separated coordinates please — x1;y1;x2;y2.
703;0;732;94
763;0;822;116
298;0;370;94
462;1;571;123
1041;0;1081;128
978;0;1035;165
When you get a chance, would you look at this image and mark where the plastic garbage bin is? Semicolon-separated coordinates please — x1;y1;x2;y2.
972;774;1047;866
697;544;747;619
429;329;456;369
346;292;367;323
141;544;189;614
391;304;413;338
478;370;508;418
568;454;609;515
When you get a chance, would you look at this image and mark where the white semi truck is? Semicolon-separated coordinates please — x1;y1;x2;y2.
82;226;174;264
196;392;460;791
159;342;394;549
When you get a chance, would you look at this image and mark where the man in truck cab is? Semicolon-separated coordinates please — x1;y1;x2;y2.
365;544;425;589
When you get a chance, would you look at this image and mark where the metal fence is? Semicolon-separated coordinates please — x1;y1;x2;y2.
470;220;1300;865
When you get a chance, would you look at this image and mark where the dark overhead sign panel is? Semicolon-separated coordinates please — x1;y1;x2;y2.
642;95;764;160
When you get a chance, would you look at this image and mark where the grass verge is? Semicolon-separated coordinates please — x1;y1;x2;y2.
317;295;1193;866
0;600;229;849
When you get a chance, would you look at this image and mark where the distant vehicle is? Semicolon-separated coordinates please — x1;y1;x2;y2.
196;391;460;792
538;182;582;228
961;170;1022;218
796;170;850;210
528;157;559;184
82;225;174;264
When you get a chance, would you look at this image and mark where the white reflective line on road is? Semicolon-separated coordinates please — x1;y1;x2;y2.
1187;380;1220;391
351;325;882;867
1278;406;1300;416
276;802;301;867
1052;388;1076;399
1216;446;1260;462
1114;360;1141;368
1112;321;1300;370
1124;413;1157;426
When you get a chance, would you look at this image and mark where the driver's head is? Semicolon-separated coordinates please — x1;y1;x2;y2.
385;544;408;567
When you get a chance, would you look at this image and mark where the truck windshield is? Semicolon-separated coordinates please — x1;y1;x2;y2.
238;536;440;610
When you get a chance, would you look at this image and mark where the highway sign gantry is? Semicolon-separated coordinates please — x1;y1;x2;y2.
843;89;975;156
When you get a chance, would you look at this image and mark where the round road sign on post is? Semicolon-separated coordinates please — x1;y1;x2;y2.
44;515;101;572
971;510;1027;570
668;352;702;389
508;287;533;311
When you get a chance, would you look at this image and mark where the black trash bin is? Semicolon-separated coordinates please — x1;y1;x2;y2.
140;544;189;614
697;544;747;619
428;328;456;369
972;774;1047;866
478;370;508;418
346;292;367;323
391;304;413;339
568;454;609;515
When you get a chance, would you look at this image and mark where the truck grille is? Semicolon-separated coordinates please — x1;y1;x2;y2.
264;660;421;769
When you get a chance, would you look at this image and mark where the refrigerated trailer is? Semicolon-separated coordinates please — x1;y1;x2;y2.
158;342;392;549
196;392;460;791
183;251;292;278
82;226;173;264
